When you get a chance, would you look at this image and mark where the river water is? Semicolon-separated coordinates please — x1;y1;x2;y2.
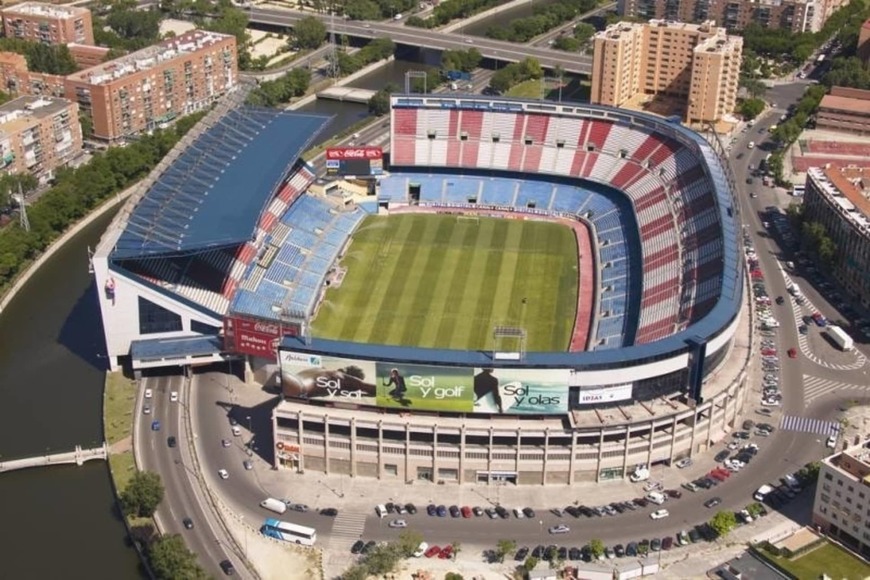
0;6;551;576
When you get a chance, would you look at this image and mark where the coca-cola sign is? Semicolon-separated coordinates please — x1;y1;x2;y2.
326;147;383;160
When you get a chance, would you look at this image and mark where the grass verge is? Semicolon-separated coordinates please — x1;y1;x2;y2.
105;371;136;446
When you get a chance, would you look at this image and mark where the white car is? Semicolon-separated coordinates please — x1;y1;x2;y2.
218;469;229;480
650;509;670;520
513;508;525;519
827;435;837;448
748;141;755;149
170;391;178;402
413;542;428;558
675;458;693;469
761;398;782;407
232;425;242;437
549;524;570;534
144;388;153;399
388;518;407;528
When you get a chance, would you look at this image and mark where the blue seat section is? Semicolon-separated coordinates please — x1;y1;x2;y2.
598;243;627;264
444;177;481;203
409;176;447;203
276;244;302;265
596;316;627;348
581;195;615;218
230;290;274;319
480;179;516;206
378;177;409;202
593;211;623;234
516;181;554;208
551;185;589;214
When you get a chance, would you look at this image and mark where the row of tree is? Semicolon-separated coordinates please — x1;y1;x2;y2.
0;39;78;75
329;37;396;77
484;0;597;43
407;0;502;29
0;112;205;290
343;531;459;580
490;57;544;94
246;68;312;108
552;22;596;52
343;0;417;21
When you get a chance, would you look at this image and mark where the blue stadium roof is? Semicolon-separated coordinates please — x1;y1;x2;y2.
131;335;223;362
112;107;331;259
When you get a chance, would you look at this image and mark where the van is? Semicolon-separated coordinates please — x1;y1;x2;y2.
646;491;666;505
375;504;389;518
260;498;287;514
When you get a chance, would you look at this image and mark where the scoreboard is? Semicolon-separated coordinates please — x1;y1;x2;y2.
325;147;383;176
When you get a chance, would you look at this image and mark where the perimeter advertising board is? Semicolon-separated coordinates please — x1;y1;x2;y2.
576;383;633;405
472;368;569;414
224;317;301;360
325;147;383;176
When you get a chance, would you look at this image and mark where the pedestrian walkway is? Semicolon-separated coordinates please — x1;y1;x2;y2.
327;508;368;552
779;414;838;436
803;374;870;405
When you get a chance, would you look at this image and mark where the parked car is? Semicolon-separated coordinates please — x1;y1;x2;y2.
788;348;797;358
650;509;669;520
662;536;674;550
715;450;730;462
449;505;461;518
362;541;376;554
514;546;529;561
675;457;693;469
405;503;417;515
439;545;454;559
549;524;571;534
351;540;365;554
704;497;722;509
320;508;338;517
425;545;441;558
427;504;437;516
167;436;177;448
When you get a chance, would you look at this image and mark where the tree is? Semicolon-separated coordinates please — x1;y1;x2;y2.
368;89;392;116
295;16;327;50
396;529;423;557
495;539;516;563
450;540;461;561
149;534;207;580
738;98;765;120
522;555;539;572
445;573;464;580
121;470;164;517
588;538;605;559
553;36;581;51
573;22;596;44
709;510;737;538
739;77;767;98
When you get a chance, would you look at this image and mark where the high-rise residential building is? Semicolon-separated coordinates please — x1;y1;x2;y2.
590;20;742;125
617;0;827;32
0;95;81;182
813;438;870;558
803;166;870;309
1;2;93;46
64;30;238;142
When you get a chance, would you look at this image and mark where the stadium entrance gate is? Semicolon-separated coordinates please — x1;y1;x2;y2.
476;470;517;484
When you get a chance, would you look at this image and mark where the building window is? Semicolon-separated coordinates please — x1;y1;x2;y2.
384;463;398;476
138;297;182;335
821;494;830;503
191;320;220;335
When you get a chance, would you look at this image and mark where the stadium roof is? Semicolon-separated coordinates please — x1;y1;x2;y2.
131;335;223;362
112;107;331;259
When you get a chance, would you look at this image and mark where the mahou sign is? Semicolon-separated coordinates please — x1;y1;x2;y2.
224;316;300;359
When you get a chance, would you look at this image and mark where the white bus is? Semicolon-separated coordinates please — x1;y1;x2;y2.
261;518;317;545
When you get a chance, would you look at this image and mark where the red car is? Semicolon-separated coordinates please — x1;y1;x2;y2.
424;545;441;558
788;348;798;359
439;545;454;559
761;348;777;356
461;506;473;518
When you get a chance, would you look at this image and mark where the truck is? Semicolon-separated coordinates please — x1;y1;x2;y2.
828;326;854;351
260;497;287;514
754;484;775;502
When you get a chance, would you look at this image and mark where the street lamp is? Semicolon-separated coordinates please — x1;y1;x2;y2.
246;415;253;456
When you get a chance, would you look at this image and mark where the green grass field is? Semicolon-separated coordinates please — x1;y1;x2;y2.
768;542;870;580
312;214;578;351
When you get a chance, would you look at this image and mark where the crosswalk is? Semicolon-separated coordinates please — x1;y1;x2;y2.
779;414;839;436
327;508;368;552
803;374;870;405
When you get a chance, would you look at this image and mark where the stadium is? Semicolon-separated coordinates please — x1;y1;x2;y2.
93;92;750;485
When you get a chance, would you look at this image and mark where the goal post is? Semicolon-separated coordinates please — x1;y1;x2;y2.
492;325;526;361
457;215;479;224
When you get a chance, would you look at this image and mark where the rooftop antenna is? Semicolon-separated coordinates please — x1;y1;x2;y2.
15;183;28;232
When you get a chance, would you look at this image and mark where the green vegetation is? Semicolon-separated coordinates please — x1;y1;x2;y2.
737;97;766;120
490;57;543;94
0;39;77;75
121;471;165;518
485;0;597;43
93;0;162;51
313;214;579;351
104;371;136;445
494;539;517;563
441;48;483;73
157;0;252;68
344;531;423;580
553;22;596;52
407;0;502;28
709;510;737;537
764;541;870;580
246;68;311;107
506;78;544;99
368;82;400;116
330;37;395;77
0;111;205;293
149;534;207;580
588;538;605;559
343;0;416;21
294;16;327;50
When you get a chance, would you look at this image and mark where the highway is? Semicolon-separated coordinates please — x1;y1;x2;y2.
246;7;593;74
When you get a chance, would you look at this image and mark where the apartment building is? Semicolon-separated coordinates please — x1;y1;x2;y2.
590;20;742;125
803;166;870;309
0;95;81;182
813;438;870;558
64;30;238;142
0;52;66;99
617;0;827;33
1;2;93;46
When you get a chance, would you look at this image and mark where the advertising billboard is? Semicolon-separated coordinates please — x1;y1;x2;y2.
472;368;569;414
576;383;633;405
325;147;383;176
279;350;378;406
375;362;474;412
224;317;301;360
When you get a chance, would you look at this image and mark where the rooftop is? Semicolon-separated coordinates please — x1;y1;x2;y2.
808;166;870;232
67;29;233;86
0;95;72;137
819;94;870;116
1;2;89;18
826;439;870;484
111;106;331;259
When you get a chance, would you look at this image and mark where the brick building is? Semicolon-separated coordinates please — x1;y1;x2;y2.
0;95;81;182
1;2;93;46
64;30;238;142
0;52;66;98
816;87;870;136
590;20;742;125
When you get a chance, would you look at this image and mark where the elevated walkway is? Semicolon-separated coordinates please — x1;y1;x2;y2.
0;443;108;473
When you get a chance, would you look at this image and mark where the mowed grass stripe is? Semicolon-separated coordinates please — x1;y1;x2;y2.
432;218;495;347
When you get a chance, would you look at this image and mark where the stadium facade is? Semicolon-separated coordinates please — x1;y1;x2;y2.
94;94;749;484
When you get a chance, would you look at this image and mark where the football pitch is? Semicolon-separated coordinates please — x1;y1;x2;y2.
312;214;579;351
